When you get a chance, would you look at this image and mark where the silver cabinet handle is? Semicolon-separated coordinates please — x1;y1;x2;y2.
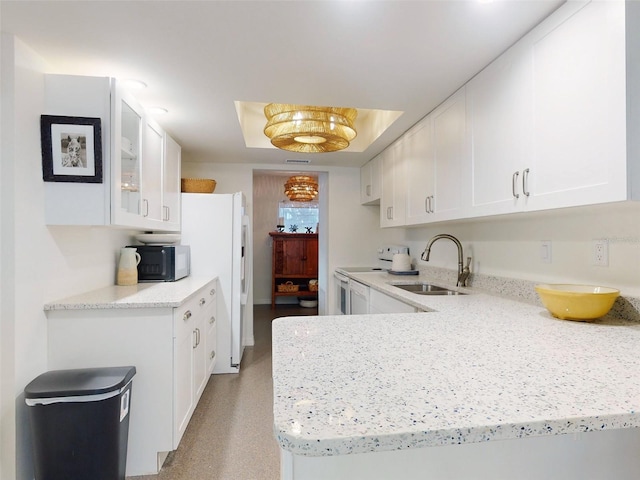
430;196;435;213
142;199;149;217
193;328;200;348
512;171;520;199
424;196;429;213
210;288;215;296
522;168;530;197
387;206;393;220
199;297;206;307
210;350;216;360
183;310;192;321
366;184;371;196
163;205;170;221
209;315;215;325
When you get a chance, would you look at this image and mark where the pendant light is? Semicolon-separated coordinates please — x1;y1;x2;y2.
264;104;357;153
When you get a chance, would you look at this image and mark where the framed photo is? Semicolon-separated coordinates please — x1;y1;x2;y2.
40;115;103;183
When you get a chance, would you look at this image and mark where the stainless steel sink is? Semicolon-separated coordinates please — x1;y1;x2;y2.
390;282;466;296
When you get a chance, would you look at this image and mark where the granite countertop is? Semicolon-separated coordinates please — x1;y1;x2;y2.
44;276;217;310
272;270;640;457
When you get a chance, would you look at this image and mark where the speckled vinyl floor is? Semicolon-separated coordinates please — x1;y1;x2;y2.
129;304;318;480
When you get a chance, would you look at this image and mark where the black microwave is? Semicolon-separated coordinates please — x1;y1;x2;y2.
130;245;190;282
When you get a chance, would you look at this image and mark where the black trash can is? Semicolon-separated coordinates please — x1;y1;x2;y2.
24;366;136;480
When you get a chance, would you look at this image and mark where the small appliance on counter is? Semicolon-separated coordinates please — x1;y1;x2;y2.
378;245;418;274
129;245;190;282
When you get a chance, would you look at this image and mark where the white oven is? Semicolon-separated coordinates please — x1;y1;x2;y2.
334;271;350;315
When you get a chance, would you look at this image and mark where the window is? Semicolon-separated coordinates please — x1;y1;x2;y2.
279;201;318;233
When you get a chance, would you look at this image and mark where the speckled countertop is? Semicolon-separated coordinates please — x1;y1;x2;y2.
44;276;217;310
272;270;640;457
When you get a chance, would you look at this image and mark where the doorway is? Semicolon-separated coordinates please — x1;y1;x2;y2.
252;170;326;314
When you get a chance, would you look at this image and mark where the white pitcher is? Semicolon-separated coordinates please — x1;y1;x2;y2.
117;247;141;286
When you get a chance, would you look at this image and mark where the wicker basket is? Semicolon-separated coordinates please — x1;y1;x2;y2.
308;280;319;292
277;281;299;293
181;178;216;193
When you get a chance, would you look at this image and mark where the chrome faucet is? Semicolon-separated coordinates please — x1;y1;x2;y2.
421;234;471;287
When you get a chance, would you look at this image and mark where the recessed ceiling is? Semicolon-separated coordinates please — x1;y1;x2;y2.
235;101;403;153
1;0;565;168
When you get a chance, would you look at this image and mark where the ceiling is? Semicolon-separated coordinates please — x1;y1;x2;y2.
2;0;564;168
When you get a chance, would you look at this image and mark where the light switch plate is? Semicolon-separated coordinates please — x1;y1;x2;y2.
540;240;552;264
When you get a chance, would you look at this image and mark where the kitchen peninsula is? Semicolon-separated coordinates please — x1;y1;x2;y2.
272;272;640;479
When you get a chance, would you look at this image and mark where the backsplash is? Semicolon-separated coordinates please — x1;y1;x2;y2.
417;265;640;323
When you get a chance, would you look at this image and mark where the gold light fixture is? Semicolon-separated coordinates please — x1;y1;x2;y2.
284;175;319;202
264;103;357;153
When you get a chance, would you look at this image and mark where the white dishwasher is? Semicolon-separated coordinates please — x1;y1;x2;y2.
349;280;370;315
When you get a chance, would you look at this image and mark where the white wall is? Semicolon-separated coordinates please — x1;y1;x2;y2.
1;35;137;480
403;202;640;297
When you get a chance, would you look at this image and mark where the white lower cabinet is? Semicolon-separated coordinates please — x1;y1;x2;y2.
369;289;418;314
46;278;217;476
173;285;213;445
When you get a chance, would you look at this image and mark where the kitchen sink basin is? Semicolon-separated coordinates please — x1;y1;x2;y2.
390;282;466;296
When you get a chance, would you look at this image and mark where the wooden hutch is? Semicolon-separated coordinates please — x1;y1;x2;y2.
269;232;318;308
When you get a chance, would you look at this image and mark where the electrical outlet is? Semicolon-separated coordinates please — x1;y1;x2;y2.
592;239;609;267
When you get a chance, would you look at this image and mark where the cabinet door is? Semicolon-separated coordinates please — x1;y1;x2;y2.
467;42;533;217
405;117;435;225
174;304;195;446
141;118;164;223
369;289;417;314
380;141;406;227
163;134;182;230
303;237;319;276
431;88;468;220
529;0;627;210
360;155;381;205
112;84;144;227
280;238;306;275
193;312;208;401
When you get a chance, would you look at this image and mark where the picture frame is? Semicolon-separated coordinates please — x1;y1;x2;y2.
40;115;103;183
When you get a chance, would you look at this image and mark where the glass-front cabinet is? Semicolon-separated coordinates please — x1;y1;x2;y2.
112;83;145;227
43;74;181;231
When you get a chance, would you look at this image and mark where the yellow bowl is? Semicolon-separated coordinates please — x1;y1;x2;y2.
535;284;620;321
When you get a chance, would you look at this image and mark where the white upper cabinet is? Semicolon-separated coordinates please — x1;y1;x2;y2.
360;155;381;205
431;88;469;221
528;0;627;210
112;84;145;227
163;133;182;230
380;140;406;228
404;116;435;225
467;41;533;217
141;117;164;223
44;74;181;232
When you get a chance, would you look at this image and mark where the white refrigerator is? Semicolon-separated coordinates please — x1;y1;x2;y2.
181;192;250;374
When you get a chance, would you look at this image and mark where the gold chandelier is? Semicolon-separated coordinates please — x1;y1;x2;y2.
284;175;319;202
264;103;357;153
